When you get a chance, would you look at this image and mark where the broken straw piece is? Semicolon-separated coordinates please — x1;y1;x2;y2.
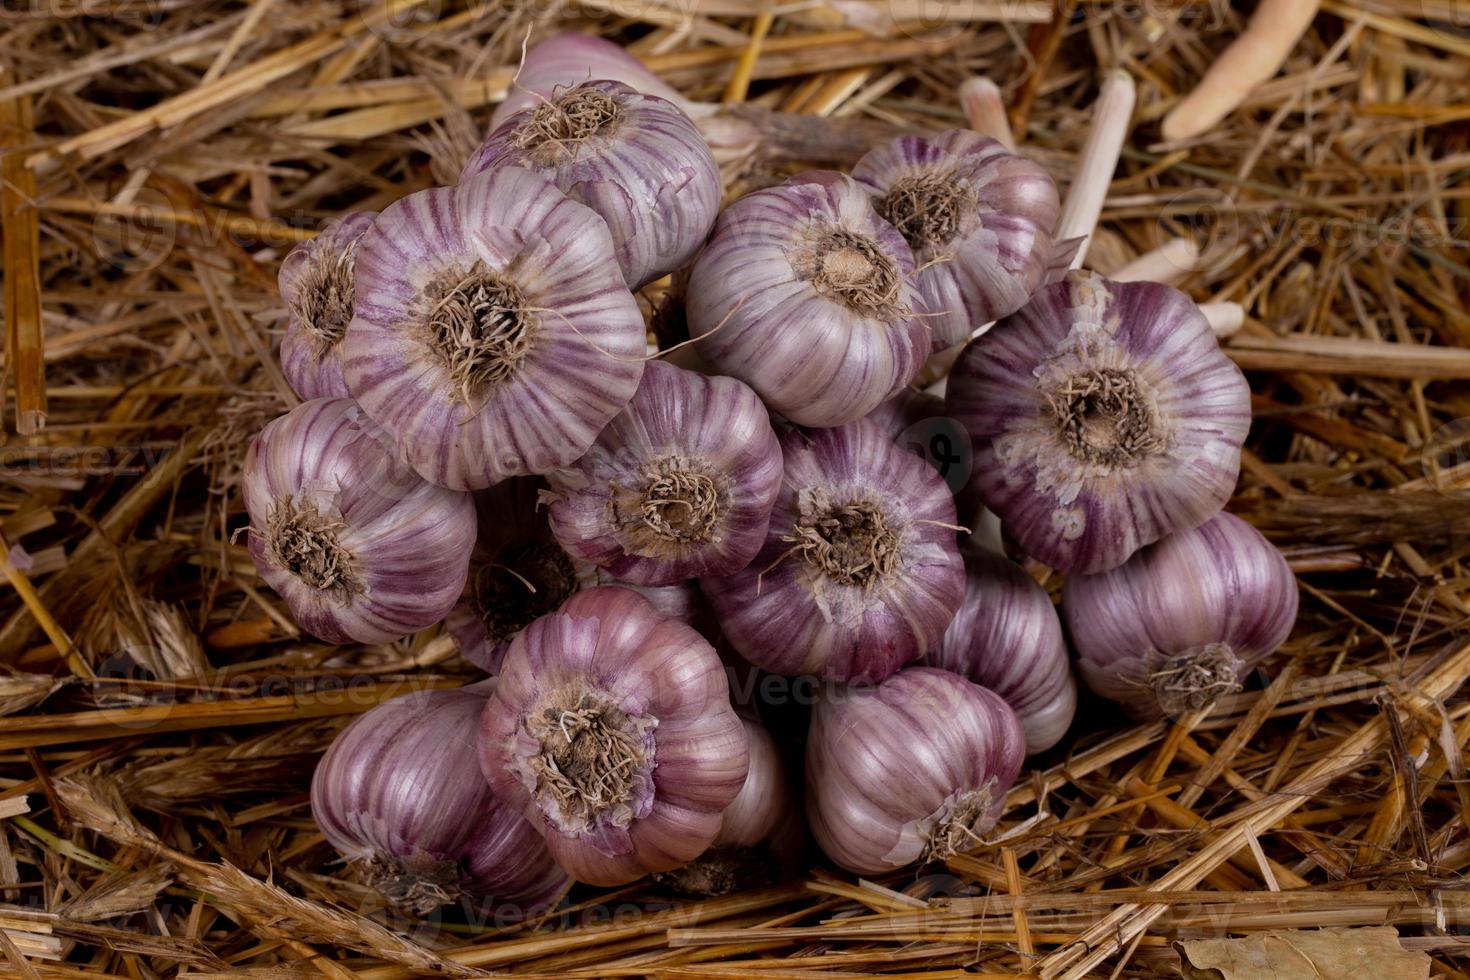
958;77;1014;149
1055;70;1136;272
1200;301;1245;338
1111;237;1202;286
1161;0;1321;142
1113;241;1235;337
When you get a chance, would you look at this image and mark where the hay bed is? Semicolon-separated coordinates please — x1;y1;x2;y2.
1;0;1469;976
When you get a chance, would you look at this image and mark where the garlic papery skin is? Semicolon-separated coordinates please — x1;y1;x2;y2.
312;687;569;919
489;33;688;131
478;586;749;886
656;716;804;896
945;271;1251;574
464;80;719;290
865;386;944;438
279;211;375;401
242;398;476;645
806;667;1025;875
595;574;704;628
543;361;783;587
925;546;1076;754
700;418;964;684
852;131;1061;352
342;166;645;491
1062;511;1298;720
686;171;931;428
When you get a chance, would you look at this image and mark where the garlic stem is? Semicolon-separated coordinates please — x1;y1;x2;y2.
1200;301;1245;338
1110;237;1201;286
1161;0;1321;142
958;77;1014;149
1055;70;1136;272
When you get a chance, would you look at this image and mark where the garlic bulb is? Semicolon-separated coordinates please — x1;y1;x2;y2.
242;398;475;644
478;586;749;886
1062;511;1298;719
312;687;569;918
464;80;719;289
806;667;1025;875
701;418;964;684
852;131;1060;352
925;545;1076;754
446;478;589;673
489;33;687;131
342;166;645;491
543;361;783;587
656;716;804;896
278;211;375;400
946;271;1251;573
687;171;931;427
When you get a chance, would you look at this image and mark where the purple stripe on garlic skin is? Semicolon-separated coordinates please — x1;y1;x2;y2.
805;667;1025;875
700;418;965;684
598;575;704;628
924;545;1077;754
311;687;569;919
278;210;376;401
342;167;645;491
478;586;749;886
1062;511;1298;720
464;80;720;290
489;34;688;131
864;386;944;440
687;171;931;428
852;131;1061;353
543;361;783;587
242;398;476;645
656;716;805;896
946;271;1251;574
